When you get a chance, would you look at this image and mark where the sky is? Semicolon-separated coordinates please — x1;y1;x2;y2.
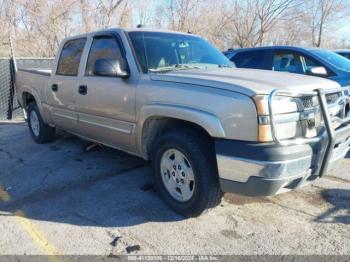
338;24;350;40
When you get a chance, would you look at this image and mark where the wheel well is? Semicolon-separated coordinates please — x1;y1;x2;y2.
142;117;213;159
22;92;36;109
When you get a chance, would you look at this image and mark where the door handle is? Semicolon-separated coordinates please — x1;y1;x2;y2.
51;84;58;92
78;85;87;95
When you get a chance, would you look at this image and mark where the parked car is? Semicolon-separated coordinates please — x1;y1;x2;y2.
335;50;350;60
224;46;350;95
16;29;350;217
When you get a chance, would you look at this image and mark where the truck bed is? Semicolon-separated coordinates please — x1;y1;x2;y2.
15;68;51;108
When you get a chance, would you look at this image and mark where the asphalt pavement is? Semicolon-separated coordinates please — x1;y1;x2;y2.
0;121;349;256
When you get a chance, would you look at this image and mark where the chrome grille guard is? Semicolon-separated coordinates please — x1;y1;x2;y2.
268;88;350;177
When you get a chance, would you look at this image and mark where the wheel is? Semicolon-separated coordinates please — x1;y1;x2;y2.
27;102;56;143
153;128;222;217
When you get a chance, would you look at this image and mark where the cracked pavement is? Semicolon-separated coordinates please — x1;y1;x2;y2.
0;121;349;255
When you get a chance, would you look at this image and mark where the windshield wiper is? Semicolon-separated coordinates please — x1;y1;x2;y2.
149;64;201;73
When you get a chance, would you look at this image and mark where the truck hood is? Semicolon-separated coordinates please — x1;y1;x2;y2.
150;68;340;96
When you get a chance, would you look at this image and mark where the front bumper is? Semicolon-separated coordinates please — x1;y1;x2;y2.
216;137;350;196
216;88;350;197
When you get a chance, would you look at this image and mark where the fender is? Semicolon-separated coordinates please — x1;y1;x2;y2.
19;86;52;124
137;103;226;157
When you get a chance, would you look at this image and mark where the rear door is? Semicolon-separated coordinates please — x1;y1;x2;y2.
47;38;87;132
75;33;137;152
231;50;271;70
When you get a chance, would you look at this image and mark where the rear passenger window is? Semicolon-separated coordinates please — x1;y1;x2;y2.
232;51;266;69
85;37;123;76
56;38;86;76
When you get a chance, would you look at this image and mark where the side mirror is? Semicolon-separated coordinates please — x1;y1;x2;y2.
307;66;328;77
93;58;130;78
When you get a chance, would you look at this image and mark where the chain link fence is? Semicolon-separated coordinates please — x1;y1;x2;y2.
0;59;13;120
0;58;53;121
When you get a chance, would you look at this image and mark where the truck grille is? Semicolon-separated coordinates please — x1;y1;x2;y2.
326;92;341;104
301;96;314;109
300;91;342;136
300;92;342;110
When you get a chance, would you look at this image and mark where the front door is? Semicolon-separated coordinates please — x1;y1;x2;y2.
272;50;330;77
75;34;137;152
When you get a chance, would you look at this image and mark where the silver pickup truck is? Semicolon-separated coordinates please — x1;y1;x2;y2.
16;29;350;217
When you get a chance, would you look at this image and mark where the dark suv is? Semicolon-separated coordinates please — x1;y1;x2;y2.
224;46;350;94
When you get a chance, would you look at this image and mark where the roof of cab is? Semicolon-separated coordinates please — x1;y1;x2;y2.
61;27;197;43
124;28;194;35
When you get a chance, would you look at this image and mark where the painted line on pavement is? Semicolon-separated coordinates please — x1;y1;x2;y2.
0;184;61;261
14;210;61;261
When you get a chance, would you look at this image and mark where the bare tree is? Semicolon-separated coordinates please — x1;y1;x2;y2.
217;0;298;48
222;0;260;47
309;0;348;47
167;0;202;33
95;0;126;28
79;0;92;32
255;0;297;46
118;1;131;27
0;0;19;56
1;0;350;57
14;0;77;56
132;0;157;27
265;3;310;46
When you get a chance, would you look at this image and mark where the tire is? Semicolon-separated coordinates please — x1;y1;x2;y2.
27;102;56;143
153;128;222;217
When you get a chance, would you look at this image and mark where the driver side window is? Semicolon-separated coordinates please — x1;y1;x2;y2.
273;52;304;74
303;56;325;73
85;37;123;76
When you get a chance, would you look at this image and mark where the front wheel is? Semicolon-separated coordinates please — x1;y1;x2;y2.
153;129;222;217
27;102;56;143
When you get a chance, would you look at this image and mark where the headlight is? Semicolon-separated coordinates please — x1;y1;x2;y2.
253;95;320;142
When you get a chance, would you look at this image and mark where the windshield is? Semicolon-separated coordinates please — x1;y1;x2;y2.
311;49;350;72
128;31;233;73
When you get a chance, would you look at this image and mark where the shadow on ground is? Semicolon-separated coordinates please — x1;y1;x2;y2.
0;125;184;228
314;189;350;224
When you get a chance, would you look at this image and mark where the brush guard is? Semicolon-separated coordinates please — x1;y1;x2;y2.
268;88;350;178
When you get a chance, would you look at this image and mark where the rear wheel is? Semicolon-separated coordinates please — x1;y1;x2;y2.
27;102;56;143
153;128;222;217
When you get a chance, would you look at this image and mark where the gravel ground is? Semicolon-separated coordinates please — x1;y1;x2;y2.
0;121;349;256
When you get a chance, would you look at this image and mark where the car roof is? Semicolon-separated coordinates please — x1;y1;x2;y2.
225;45;321;54
334;49;350;53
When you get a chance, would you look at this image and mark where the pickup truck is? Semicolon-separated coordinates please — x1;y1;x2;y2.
16;29;350;217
